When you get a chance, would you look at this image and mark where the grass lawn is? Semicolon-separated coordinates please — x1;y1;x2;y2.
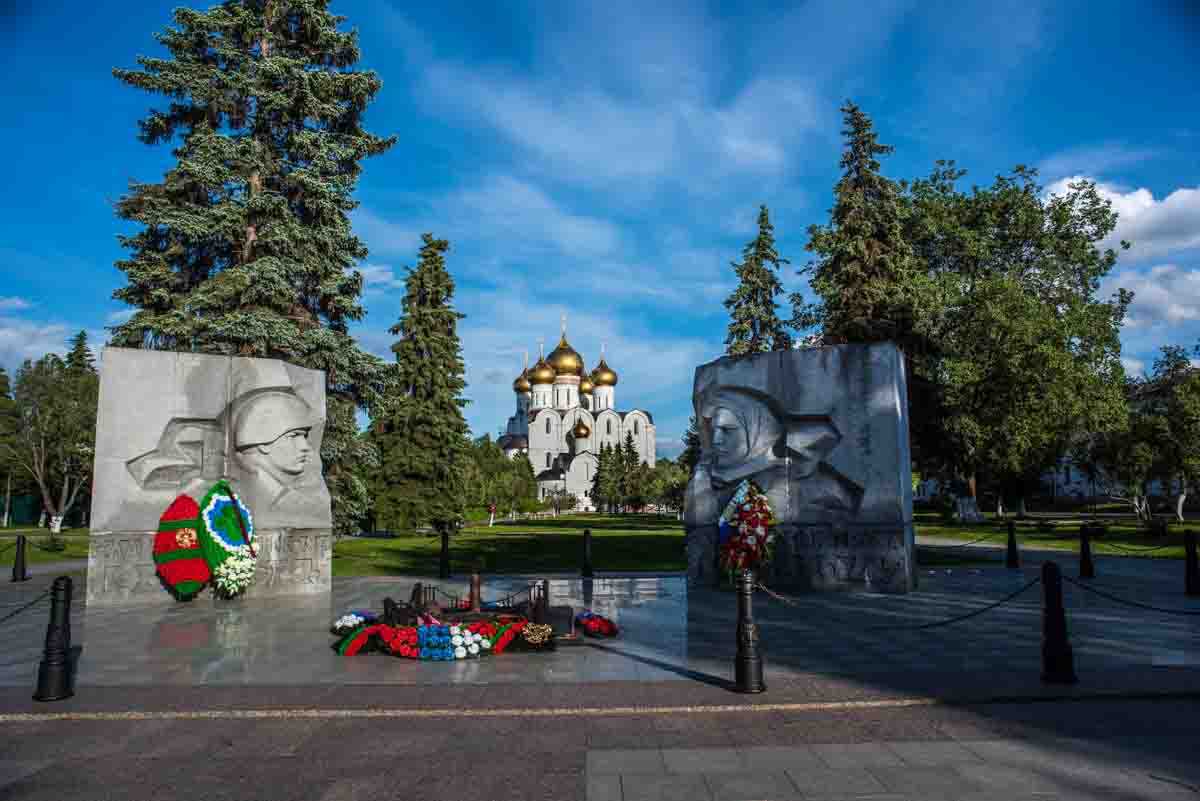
916;513;1190;559
333;513;997;576
0;530;91;565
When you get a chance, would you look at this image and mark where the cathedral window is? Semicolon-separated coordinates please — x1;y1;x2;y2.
634;420;639;435
546;418;551;435
606;419;612;435
546;452;551;468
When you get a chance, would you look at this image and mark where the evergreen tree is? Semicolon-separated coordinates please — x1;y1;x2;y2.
724;205;793;355
65;331;96;373
109;1;396;535
619;430;641;510
590;443;608;511
679;415;702;475
793;102;921;346
372;234;469;532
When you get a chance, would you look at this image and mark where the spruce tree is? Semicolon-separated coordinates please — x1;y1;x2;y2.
590;443;608;511
724;205;793;356
793;102;919;345
620;430;641;510
65;331;96;373
372;234;469;532
109;1;396;535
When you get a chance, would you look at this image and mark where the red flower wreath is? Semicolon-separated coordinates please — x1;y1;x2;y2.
719;482;775;573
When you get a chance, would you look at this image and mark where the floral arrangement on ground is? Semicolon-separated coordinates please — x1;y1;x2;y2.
331;600;618;660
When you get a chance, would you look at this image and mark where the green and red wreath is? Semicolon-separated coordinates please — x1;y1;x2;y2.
152;479;257;600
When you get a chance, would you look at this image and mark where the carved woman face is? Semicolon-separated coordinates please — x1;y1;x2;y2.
703;391;782;475
710;407;749;468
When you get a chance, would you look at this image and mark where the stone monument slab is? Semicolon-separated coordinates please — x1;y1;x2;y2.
88;347;332;604
684;344;915;592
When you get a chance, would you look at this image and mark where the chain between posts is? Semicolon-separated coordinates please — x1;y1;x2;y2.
0;588;51;626
1060;575;1200;616
756;577;1043;631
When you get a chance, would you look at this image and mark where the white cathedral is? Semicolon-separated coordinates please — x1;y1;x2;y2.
497;322;656;510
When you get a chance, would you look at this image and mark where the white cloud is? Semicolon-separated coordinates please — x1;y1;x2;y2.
1121;357;1145;377
420;65;821;192
1102;264;1200;328
1046;177;1200;261
1036;143;1158;182
358;263;406;295
0;317;70;374
105;309;135;325
0;297;32;311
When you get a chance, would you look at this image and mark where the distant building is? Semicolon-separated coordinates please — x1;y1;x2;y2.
497;322;655;509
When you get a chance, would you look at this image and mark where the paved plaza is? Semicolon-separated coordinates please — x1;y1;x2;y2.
1;547;1198;799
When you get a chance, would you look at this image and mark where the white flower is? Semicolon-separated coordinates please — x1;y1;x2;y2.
473;633;484;643
449;626;461;636
454;646;467;659
756;525;766;537
481;639;492;650
451;635;464;647
746;535;757;545
468;643;480;655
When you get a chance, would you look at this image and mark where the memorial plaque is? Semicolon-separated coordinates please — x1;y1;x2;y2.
87;348;333;604
684;344;915;592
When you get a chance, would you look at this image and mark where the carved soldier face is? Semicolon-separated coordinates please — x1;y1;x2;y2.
257;428;312;476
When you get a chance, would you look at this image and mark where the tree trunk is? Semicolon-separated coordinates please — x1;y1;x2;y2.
1017;496;1027;519
967;473;977;498
2;472;9;527
1176;490;1187;523
996;497;1004;518
37;509;45;528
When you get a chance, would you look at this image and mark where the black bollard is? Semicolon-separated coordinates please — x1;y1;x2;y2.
409;581;424;608
1079;525;1095;579
1040;562;1077;684
11;535;30;582
582;528;594;579
1185;530;1199;597
1006;520;1019;569
438;528;450;580
734;569;765;693
33;575;74;702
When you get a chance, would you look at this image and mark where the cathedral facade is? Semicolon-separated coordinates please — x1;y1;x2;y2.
497;328;655;510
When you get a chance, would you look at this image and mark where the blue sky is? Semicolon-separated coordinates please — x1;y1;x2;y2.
1;1;1199;458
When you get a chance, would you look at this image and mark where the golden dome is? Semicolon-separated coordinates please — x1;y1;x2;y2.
529;357;556;385
591;358;618;387
547;334;584;376
572;419;591;439
579;375;594;394
512;369;531;393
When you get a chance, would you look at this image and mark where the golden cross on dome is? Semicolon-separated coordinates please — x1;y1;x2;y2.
523;350;529;369
600;341;606;359
560;313;567;338
537;337;544;358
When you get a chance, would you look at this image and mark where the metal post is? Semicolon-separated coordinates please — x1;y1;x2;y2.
438;527;450;580
469;572;481;613
1079;525;1095;579
582;528;594;578
734;569;765;693
1040;562;1077;684
33;575;74;702
1006;520;1019;569
11;534;29;582
1185;530;1199;597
